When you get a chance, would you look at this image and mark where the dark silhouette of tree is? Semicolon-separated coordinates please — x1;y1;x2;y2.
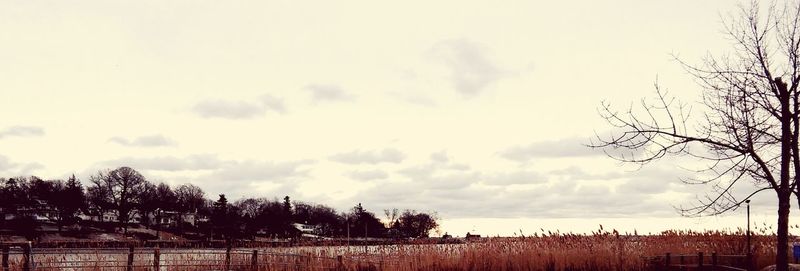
174;183;205;232
293;202;344;237
345;203;385;238
89;167;148;233
137;182;159;228
153;183;177;231
52;175;85;231
211;194;242;240
592;2;800;269
86;183;112;223
0;178;24;227
175;184;205;213
394;210;438;238
254;198;293;237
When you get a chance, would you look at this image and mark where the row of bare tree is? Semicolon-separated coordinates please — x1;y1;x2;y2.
0;166;438;240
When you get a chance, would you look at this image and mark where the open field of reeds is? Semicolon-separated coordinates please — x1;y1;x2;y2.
0;230;785;270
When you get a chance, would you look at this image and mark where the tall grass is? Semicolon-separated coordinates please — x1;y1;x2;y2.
2;229;787;270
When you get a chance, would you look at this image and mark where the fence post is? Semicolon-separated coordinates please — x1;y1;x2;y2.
698;252;704;269
225;246;231;271
3;245;10;271
126;245;134;271
153;247;160;271
2;245;9;271
679;255;685;271
746;252;753;271
251;250;258;270
22;242;31;271
337;255;344;271
665;252;671;270
711;252;717;271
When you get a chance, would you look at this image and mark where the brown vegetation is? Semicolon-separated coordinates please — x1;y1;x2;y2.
1;229;787;271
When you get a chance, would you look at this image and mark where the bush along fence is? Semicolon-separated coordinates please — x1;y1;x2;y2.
0;242;390;271
643;252;753;271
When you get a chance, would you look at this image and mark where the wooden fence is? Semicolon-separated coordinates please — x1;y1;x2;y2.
1;242;387;271
645;252;753;271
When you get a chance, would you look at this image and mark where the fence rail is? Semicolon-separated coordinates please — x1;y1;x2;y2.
645;252;753;271
1;242;388;271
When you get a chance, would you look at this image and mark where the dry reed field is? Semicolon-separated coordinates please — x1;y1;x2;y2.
1;229;785;271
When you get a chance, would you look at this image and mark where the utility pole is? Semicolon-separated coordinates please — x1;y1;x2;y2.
746;200;751;254
346;219;350;248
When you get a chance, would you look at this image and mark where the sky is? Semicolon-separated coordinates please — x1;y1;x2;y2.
1;0;797;236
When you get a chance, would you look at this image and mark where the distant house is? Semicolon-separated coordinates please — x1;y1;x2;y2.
4;200;58;222
291;223;328;239
465;232;481;239
150;210;206;228
292;223;317;234
81;210;141;224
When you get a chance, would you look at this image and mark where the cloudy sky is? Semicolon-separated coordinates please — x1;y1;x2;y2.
1;0;794;236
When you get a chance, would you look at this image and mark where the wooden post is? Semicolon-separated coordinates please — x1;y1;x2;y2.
251;250;258;270
665;253;671;270
337;255;344;271
22;242;31;271
2;246;9;271
126;245;134;271
711;252;717;271
698;252;704;269
225;246;231;271
153;247;160;271
746;252;753;271
679;255;685;271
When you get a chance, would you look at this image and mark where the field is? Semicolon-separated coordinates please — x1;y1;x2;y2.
0;229;783;270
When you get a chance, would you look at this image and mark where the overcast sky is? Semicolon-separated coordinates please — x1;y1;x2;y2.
1;0;795;236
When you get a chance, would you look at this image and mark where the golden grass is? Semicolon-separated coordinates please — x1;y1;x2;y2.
2;229;788;270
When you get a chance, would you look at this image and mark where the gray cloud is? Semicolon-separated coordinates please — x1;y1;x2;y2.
338;155;681;219
484;170;546;186
259;94;287;114
0;155;16;171
109;134;176;147
430;39;503;96
430;150;450;163
0;154;44;175
192;99;265;119
102;154;223;171
0;126;44;139
199;159;314;199
330;148;406;164
305;84;355;103
192;94;287;119
499;137;603;162
204;160;314;182
347;169;389;181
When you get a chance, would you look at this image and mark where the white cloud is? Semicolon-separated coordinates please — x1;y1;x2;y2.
330;148;406;164
305;84;355;103
347;169;389;181
259;94;287;114
429;39;504;97
0;126;44;139
191;94;287;119
102;154;223;171
192;99;265;119
109;134;176;147
499;137;603;161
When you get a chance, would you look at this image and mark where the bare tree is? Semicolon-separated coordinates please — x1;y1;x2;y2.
174;183;206;231
592;2;800;269
90;167;148;234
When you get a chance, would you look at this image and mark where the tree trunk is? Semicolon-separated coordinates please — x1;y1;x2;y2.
777;191;791;271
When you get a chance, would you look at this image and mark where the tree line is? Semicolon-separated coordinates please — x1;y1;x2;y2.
0;166;438;240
